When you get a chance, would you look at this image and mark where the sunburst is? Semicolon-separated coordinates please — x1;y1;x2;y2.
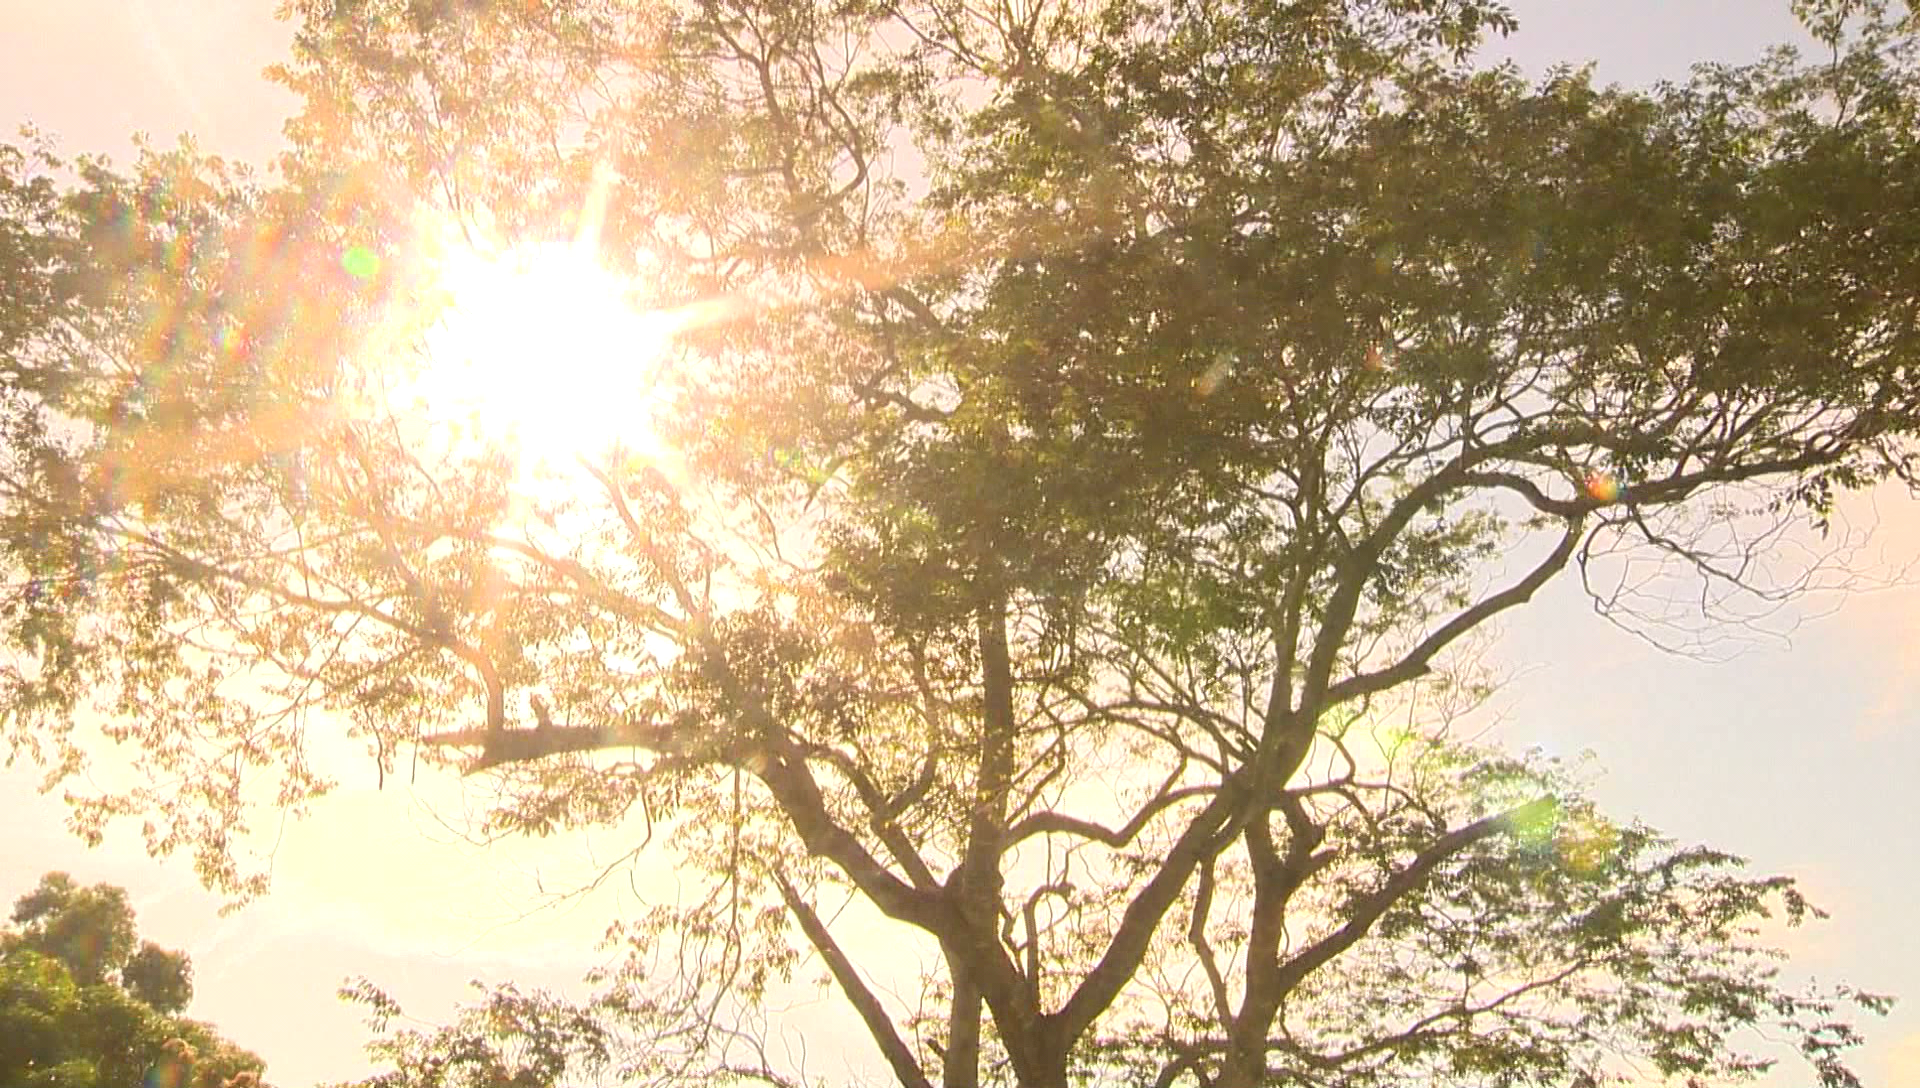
409;235;675;472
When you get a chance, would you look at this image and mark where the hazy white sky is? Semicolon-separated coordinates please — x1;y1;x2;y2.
2;2;1917;1085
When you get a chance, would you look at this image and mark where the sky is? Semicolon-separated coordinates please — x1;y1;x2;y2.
2;1;1918;1085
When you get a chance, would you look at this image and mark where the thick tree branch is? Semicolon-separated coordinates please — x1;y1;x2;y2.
420;723;638;772
1220;793;1331;1088
1007;783;1213;848
948;598;1038;1083
1324;515;1585;707
755;743;953;933
795;741;942;890
1045;775;1250;1054
773;871;936;1088
1270;798;1555;995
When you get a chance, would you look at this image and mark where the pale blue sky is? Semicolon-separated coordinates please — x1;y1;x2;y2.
1;2;1915;1085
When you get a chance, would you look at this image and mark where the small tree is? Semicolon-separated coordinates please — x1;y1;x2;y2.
3;1;1916;1086
6;872;139;988
0;873;269;1088
331;979;613;1088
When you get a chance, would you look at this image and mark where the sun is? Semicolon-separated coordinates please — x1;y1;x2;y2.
408;238;678;472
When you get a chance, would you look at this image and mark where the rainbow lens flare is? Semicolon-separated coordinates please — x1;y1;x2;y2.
1194;354;1233;396
1556;815;1621;874
1584;470;1621;504
341;245;382;280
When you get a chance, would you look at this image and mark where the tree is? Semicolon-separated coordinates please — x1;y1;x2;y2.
0;873;269;1088
123;941;197;1016
3;0;1917;1086
330;979;613;1088
6;872;139;988
3;870;195;1014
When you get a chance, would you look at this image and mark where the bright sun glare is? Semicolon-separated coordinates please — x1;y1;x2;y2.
409;239;677;472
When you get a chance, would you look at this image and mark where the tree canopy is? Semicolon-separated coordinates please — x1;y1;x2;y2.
0;872;269;1088
3;0;1917;1086
6;871;197;1016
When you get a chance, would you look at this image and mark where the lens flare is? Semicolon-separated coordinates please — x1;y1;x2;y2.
408;239;677;472
1556;814;1620;873
342;245;382;280
1584;469;1621;504
1194;354;1233;396
1508;798;1562;847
